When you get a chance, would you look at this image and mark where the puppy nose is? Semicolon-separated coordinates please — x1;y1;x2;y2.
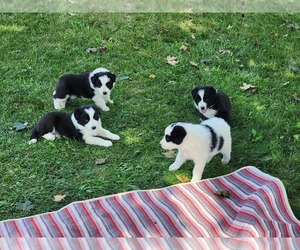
92;126;96;130
201;106;205;110
103;92;107;95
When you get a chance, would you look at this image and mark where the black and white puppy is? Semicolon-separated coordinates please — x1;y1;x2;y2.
191;86;232;121
29;105;120;147
160;117;231;182
53;68;116;111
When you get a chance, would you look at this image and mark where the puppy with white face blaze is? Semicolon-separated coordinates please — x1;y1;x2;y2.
53;68;116;111
160;117;231;182
29;105;120;147
191;86;232;122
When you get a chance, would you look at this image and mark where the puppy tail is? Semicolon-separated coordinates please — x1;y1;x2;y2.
29;127;39;144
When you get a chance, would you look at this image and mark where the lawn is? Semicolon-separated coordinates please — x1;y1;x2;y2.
0;13;299;221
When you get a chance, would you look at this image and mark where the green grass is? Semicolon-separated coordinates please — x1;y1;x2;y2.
0;13;299;220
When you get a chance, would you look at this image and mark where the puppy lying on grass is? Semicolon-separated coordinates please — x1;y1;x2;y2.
30;105;120;147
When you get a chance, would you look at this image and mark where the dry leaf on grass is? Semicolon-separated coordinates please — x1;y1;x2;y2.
166;56;179;66
149;74;156;79
54;194;66;202
179;45;190;55
219;49;231;55
86;46;107;53
240;83;256;91
162;150;176;158
95;158;106;165
176;174;190;183
190;61;199;67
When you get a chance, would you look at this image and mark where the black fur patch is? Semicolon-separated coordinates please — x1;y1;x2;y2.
167;125;187;145
91;73;102;88
218;136;224;151
203;124;217;152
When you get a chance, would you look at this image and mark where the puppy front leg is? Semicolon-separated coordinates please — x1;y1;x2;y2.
107;93;114;104
190;161;206;182
98;128;120;141
169;151;187;171
93;96;110;111
84;136;113;147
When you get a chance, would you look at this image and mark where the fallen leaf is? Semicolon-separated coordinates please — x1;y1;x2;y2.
16;200;34;211
116;76;130;82
86;46;107;53
166;55;179;66
53;194;66;202
289;64;300;73
86;47;98;53
287;23;300;30
95;158;106;165
179;45;190;55
200;58;213;65
260;156;273;162
32;99;45;109
149;74;156;79
189;61;199;67
240;83;256;91
219;49;231;55
191;34;195;39
293;93;300;102
176;174;190;183
12;122;28;131
162;150;176;158
215;190;230;198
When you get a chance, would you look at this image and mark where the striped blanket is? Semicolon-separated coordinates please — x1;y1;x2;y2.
0;166;299;247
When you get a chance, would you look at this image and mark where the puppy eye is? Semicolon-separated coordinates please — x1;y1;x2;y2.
165;135;171;142
85;116;90;122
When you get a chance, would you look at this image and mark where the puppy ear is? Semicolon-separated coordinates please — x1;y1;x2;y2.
171;125;187;145
74;107;82;120
92;105;101;116
107;72;116;83
191;87;200;98
91;73;100;85
208;86;217;94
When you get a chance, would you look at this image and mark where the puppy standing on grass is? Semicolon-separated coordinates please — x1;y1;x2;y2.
160;117;231;182
53;68;116;111
191;86;232;121
29;105;120;147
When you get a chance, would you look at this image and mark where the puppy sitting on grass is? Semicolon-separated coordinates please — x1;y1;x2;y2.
160;117;231;182
29;105;120;147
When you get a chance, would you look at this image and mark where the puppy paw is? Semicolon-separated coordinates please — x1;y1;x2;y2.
111;134;120;141
101;140;113;147
221;157;230;165
102;106;110;112
42;133;56;141
29;139;37;145
169;163;181;171
190;177;201;183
